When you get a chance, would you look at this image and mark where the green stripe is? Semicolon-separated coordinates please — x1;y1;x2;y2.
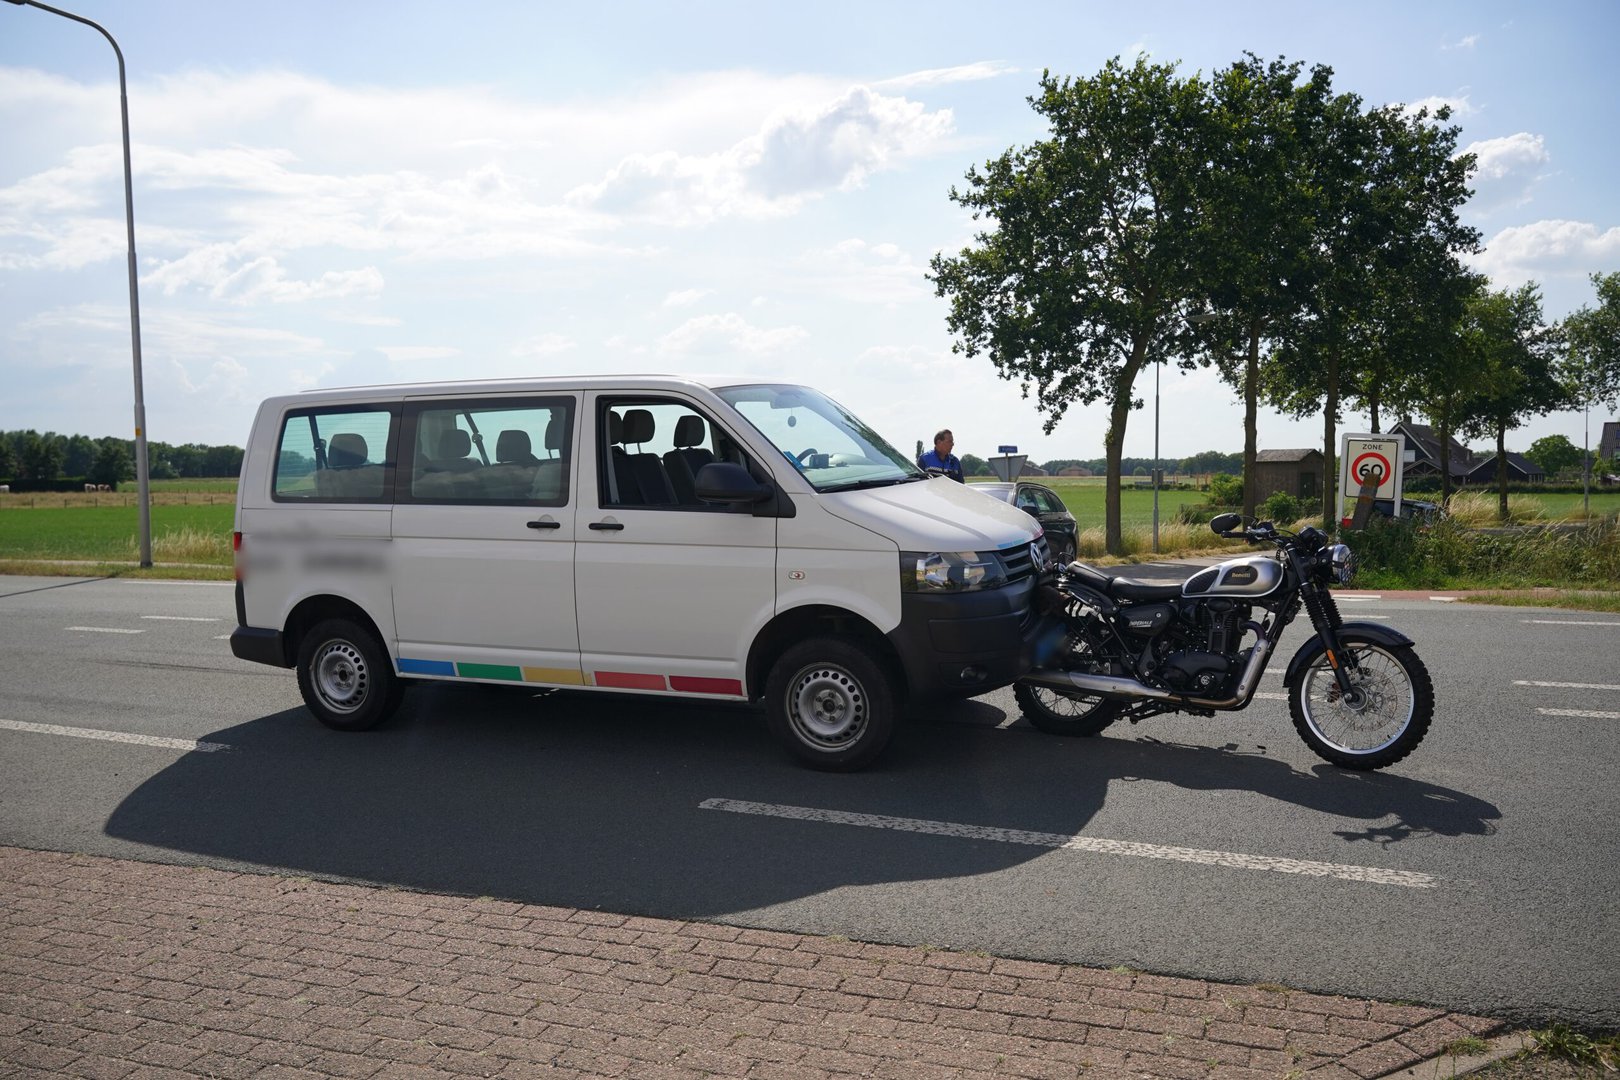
456;662;523;681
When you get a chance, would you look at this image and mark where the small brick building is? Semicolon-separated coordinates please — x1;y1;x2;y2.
1251;448;1323;501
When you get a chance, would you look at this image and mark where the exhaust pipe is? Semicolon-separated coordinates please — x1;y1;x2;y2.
1023;633;1274;710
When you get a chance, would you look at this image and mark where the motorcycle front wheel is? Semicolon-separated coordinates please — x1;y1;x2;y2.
1013;681;1124;736
1288;637;1433;770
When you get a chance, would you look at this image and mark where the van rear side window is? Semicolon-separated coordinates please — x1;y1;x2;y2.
404;398;574;506
272;406;400;502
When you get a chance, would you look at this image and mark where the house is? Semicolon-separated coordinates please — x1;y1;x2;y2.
1252;448;1323;501
1390;421;1473;482
1600;420;1619;464
1465;452;1545;485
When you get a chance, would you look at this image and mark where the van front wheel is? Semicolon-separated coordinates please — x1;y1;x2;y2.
765;638;897;771
295;617;404;731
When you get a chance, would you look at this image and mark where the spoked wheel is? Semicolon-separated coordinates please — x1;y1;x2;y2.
1013;680;1124;736
1289;638;1433;770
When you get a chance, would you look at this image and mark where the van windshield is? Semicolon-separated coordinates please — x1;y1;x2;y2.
716;385;923;492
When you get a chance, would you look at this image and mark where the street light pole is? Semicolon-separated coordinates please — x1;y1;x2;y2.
1152;358;1161;554
5;0;152;566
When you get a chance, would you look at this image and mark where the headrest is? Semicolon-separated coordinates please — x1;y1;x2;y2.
543;417;565;453
622;408;655;445
673;414;706;448
608;412;623;444
438;429;472;459
496;429;531;463
327;433;368;469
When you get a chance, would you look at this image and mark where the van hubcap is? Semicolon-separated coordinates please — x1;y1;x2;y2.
313;640;369;714
789;665;866;750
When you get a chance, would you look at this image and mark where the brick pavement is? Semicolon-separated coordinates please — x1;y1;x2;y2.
0;845;1503;1079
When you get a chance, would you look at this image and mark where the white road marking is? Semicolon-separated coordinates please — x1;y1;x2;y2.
1252;691;1289;701
1429;596;1459;603
213;634;231;640
1522;620;1620;626
1536;708;1620;719
699;799;1436;888
1514;680;1620;691
0;718;228;753
65;626;144;634
1336;594;1381;600
1338;597;1378;602
141;615;221;622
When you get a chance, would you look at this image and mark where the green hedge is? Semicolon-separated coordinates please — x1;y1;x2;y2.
1345;515;1620;589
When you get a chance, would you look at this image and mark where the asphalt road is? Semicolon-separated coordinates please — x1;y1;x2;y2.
0;573;1615;1030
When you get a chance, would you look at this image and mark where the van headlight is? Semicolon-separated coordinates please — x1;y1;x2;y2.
900;551;1008;592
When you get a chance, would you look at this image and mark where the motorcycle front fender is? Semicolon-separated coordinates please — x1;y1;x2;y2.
1283;621;1416;687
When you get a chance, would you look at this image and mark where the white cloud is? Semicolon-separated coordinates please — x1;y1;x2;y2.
793;238;931;305
662;288;713;307
658;313;808;356
1398;93;1478;119
570;86;954;225
511;333;576;357
1462;132;1549;211
1472;219;1620;284
376;346;462;364
875;62;1018;90
1442;34;1480;50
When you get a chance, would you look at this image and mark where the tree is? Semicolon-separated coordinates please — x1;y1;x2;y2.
929;59;1211;554
88;440;134;490
0;435;14;480
959;453;991;477
1458;284;1566;521
62;434;96;478
15;430;64;482
1525;434;1585;477
1562;271;1620;498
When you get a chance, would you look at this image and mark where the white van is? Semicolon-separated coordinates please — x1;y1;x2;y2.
230;376;1047;769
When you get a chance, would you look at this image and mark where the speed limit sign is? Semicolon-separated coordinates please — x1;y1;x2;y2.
1339;433;1406;525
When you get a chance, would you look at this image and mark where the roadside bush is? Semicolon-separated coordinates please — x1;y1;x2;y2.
1444;491;1547;526
1346;516;1620;589
1207;473;1244;505
1260;490;1302;524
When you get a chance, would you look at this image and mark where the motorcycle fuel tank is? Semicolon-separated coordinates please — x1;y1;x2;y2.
1182;555;1284;598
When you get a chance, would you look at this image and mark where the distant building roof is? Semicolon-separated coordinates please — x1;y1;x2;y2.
1255;448;1321;463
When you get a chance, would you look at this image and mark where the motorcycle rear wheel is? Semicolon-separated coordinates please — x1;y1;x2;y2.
1013;681;1124;736
1289;639;1433;770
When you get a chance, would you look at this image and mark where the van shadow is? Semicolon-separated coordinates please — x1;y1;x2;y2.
103;686;1500;917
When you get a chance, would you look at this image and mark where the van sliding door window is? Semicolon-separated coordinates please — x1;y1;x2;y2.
403;398;574;505
272;406;400;503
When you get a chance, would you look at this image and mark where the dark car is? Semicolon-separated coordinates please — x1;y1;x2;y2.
1343;497;1442;527
973;481;1079;564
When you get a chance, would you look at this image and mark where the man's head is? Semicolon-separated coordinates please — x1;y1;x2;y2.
933;429;954;456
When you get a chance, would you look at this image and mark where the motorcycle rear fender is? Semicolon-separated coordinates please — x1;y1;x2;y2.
1283;621;1415;686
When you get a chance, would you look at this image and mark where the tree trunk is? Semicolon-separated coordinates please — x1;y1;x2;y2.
1497;422;1509;523
1322;344;1340;524
1242;318;1260;520
1369;385;1381;434
1439;408;1454;508
1105;344;1147;556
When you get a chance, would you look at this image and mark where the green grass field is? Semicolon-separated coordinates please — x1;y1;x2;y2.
0;503;234;564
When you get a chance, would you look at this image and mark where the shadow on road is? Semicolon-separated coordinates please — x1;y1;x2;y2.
102;684;1500;917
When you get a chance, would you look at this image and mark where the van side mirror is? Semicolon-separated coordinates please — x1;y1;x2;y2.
695;462;773;504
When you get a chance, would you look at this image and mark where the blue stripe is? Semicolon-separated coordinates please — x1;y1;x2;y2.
398;658;456;676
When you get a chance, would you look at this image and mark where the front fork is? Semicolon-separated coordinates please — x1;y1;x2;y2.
1287;554;1364;703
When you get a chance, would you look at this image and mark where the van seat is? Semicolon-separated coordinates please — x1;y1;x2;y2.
663;414;715;504
619;409;675;506
315;433;385;500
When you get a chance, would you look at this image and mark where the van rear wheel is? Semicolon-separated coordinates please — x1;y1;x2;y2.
765;637;897;771
295;617;404;731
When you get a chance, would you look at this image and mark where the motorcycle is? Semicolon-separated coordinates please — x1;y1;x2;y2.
1017;512;1433;770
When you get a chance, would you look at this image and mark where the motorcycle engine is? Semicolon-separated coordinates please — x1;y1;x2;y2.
1160;651;1231;694
1158;599;1251;694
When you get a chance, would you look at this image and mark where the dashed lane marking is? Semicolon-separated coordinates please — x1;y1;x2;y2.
699;799;1437;888
1429;596;1459;603
1536;708;1620;719
1514;680;1620;691
1252;691;1289;701
141;615;221;622
1522;619;1620;626
65;626;144;634
119;580;233;587
0;718;228;753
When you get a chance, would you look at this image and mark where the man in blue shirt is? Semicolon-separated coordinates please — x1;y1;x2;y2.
918;429;964;483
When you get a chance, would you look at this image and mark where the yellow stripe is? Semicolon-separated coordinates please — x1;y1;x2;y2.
521;667;586;686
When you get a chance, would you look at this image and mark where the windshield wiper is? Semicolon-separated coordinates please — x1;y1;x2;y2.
819;476;921;492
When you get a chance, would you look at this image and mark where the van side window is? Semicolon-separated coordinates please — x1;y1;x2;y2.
598;399;743;509
272;406;399;503
405;398;573;505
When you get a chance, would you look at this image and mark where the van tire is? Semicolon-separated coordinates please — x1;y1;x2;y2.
295;617;404;731
765;637;897;771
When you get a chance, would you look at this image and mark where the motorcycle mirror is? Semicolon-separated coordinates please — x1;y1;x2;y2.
1210;512;1241;535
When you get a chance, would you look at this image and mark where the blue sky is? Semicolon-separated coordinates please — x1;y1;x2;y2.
3;1;1617;464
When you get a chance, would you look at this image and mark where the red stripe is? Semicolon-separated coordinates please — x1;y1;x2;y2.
594;671;666;691
669;676;744;697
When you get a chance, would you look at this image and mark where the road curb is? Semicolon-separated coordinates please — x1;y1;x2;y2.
1370;1030;1527;1078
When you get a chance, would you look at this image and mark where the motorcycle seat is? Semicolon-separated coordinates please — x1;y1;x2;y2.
1067;562;1183;603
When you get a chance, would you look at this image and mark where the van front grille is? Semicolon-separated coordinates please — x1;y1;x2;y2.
998;537;1048;584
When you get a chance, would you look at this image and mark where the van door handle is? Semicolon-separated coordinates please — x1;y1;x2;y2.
588;521;624;531
526;519;561;530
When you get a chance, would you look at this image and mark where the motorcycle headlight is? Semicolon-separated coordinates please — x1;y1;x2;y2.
900;550;1008;592
1329;543;1356;584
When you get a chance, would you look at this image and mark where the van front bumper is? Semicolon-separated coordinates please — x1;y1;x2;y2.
887;577;1039;701
230;626;289;668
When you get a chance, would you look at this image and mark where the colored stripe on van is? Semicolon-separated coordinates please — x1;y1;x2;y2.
669;676;744;696
522;667;585;686
398;658;456;676
594;671;667;691
456;662;523;682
